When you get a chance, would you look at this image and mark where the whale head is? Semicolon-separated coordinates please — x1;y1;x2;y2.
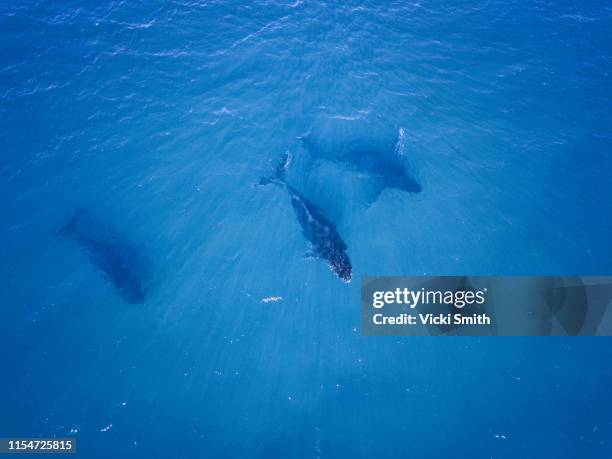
330;252;352;283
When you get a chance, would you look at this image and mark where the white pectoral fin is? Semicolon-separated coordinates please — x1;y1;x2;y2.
303;245;317;259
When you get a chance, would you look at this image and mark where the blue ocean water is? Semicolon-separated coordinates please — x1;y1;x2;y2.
1;0;611;457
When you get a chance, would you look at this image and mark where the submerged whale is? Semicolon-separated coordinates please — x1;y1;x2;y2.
59;211;152;304
260;154;352;283
301;128;421;196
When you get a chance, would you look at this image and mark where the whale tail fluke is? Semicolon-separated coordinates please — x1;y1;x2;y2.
259;152;292;186
57;209;87;238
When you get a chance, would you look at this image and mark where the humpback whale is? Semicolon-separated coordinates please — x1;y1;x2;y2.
59;211;152;304
260;154;352;283
301;128;421;196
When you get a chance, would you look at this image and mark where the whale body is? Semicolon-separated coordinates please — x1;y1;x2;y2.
261;154;352;283
302;130;421;195
59;211;152;304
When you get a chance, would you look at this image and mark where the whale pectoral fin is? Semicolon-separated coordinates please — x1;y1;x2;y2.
303;245;317;260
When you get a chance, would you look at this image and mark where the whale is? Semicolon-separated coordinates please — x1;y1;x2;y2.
59;211;152;304
301;128;421;196
260;154;352;283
